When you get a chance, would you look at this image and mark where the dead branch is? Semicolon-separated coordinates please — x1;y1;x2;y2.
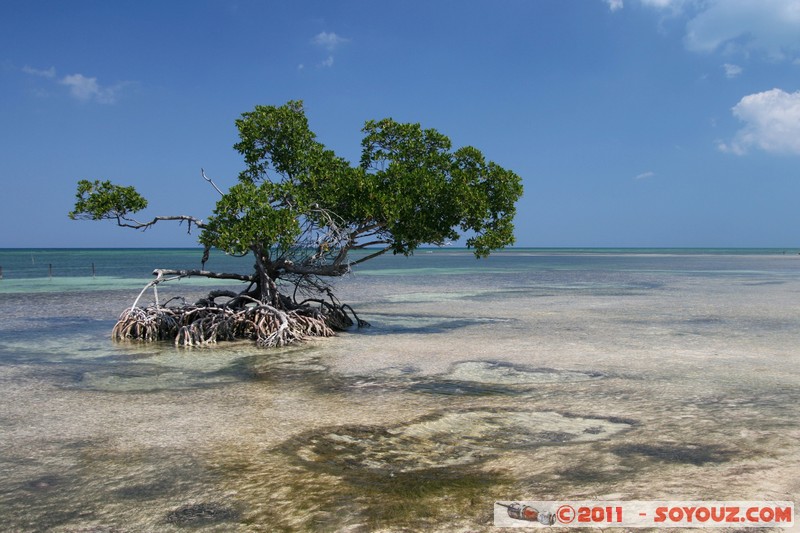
116;214;207;231
151;269;255;282
201;168;225;196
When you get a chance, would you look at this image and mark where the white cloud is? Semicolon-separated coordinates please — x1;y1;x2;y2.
634;171;656;180
21;64;127;103
22;65;56;78
718;88;800;155
635;0;694;17
60;73;122;104
312;31;348;51
723;63;743;78
308;31;348;69
311;31;350;68
684;0;800;60
640;0;687;10
629;0;800;61
605;0;624;11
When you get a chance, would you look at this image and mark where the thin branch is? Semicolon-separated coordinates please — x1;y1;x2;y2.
346;223;382;242
348;246;391;266
277;261;351;277
152;269;254;282
354;228;387;240
201;168;225;196
351;239;391;249
116;214;207;231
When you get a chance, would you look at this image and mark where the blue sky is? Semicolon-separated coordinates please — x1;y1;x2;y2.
1;0;799;248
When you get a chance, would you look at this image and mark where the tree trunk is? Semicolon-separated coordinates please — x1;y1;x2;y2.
253;249;280;307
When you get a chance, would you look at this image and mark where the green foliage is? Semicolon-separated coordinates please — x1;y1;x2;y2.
71;100;524;281
219;104;524;260
234;100;322;183
358;118;523;257
69;179;148;221
200;180;301;257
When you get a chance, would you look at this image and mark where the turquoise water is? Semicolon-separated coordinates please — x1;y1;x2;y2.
0;248;799;531
1;247;798;290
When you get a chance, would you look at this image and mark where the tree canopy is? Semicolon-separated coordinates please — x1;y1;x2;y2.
69;101;523;346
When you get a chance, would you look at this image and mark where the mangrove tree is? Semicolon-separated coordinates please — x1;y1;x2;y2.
69;101;523;347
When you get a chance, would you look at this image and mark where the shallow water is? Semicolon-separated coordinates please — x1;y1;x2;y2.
0;250;798;531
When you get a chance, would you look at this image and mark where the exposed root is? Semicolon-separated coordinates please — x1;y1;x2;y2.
113;302;338;347
113;271;367;348
298;298;371;330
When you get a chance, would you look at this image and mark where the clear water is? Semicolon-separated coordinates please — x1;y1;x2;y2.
0;248;799;531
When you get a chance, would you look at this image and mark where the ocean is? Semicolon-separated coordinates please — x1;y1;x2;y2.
0;248;798;531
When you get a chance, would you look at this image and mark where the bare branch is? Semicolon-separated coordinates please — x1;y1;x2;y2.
277;261;351;278
201;168;225;196
152;269;254;282
116;215;206;231
351;240;391;249
349;246;391;266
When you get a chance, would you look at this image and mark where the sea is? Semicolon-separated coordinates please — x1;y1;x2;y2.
0;248;798;531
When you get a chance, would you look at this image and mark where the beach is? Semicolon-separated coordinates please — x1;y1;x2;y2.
0;249;798;531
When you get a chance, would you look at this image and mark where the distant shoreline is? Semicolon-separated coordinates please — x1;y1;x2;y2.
1;246;798;256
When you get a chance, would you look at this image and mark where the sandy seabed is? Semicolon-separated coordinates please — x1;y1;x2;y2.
0;256;798;532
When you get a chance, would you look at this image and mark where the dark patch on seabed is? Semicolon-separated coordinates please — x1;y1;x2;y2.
407;379;519;395
65;362;237;393
612;442;737;466
556;463;630;484
282;408;634;476
23;475;63;492
113;478;174;500
358;313;507;335
165;502;240;526
246;353;607;398
0;439;237;532
219;408;635;530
